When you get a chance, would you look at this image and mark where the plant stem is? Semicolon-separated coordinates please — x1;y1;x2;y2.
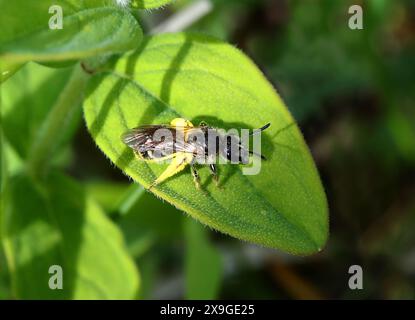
111;184;145;221
27;64;89;179
150;0;213;34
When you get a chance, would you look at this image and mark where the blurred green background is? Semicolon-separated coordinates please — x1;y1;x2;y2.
1;0;415;299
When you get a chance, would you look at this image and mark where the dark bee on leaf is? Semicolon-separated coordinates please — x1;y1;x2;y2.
122;118;270;189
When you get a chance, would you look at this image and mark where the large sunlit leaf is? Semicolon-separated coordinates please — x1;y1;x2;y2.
0;1;143;65
83;33;329;255
2;172;139;299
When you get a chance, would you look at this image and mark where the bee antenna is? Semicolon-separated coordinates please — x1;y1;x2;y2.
250;123;271;136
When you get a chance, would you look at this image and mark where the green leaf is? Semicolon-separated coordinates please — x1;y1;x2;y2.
0;102;6;195
131;0;175;9
0;1;143;64
0;248;11;299
83;33;329;255
26;65;89;178
0;60;23;84
119;188;183;240
0;108;11;299
1;141;24;178
118;187;184;257
86;181;130;213
108;183;184;258
1;76;8;255
185;219;222;299
1;63;76;159
2;172;139;299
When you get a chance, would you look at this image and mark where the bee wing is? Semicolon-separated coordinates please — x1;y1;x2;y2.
121;125;167;149
122;125;201;154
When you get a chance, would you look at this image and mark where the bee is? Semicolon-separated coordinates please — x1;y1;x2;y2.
122;118;270;190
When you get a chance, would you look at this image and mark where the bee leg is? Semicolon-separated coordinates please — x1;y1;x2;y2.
134;150;144;160
209;164;220;187
190;165;201;190
149;152;193;190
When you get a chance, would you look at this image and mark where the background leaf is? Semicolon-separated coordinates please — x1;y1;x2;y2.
0;96;10;299
185;219;222;299
0;90;6;194
118;186;184;257
0;60;23;84
86;181;130;213
83;33;328;255
0;1;142;65
1;63;77;160
1;172;139;299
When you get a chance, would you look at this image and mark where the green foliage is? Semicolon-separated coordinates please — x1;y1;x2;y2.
27;65;89;177
185;219;222;299
1;63;76;159
0;0;334;300
83;33;328;254
0;1;143;67
132;0;176;9
2;172;139;299
118;187;183;257
0;62;23;83
0;104;6;194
